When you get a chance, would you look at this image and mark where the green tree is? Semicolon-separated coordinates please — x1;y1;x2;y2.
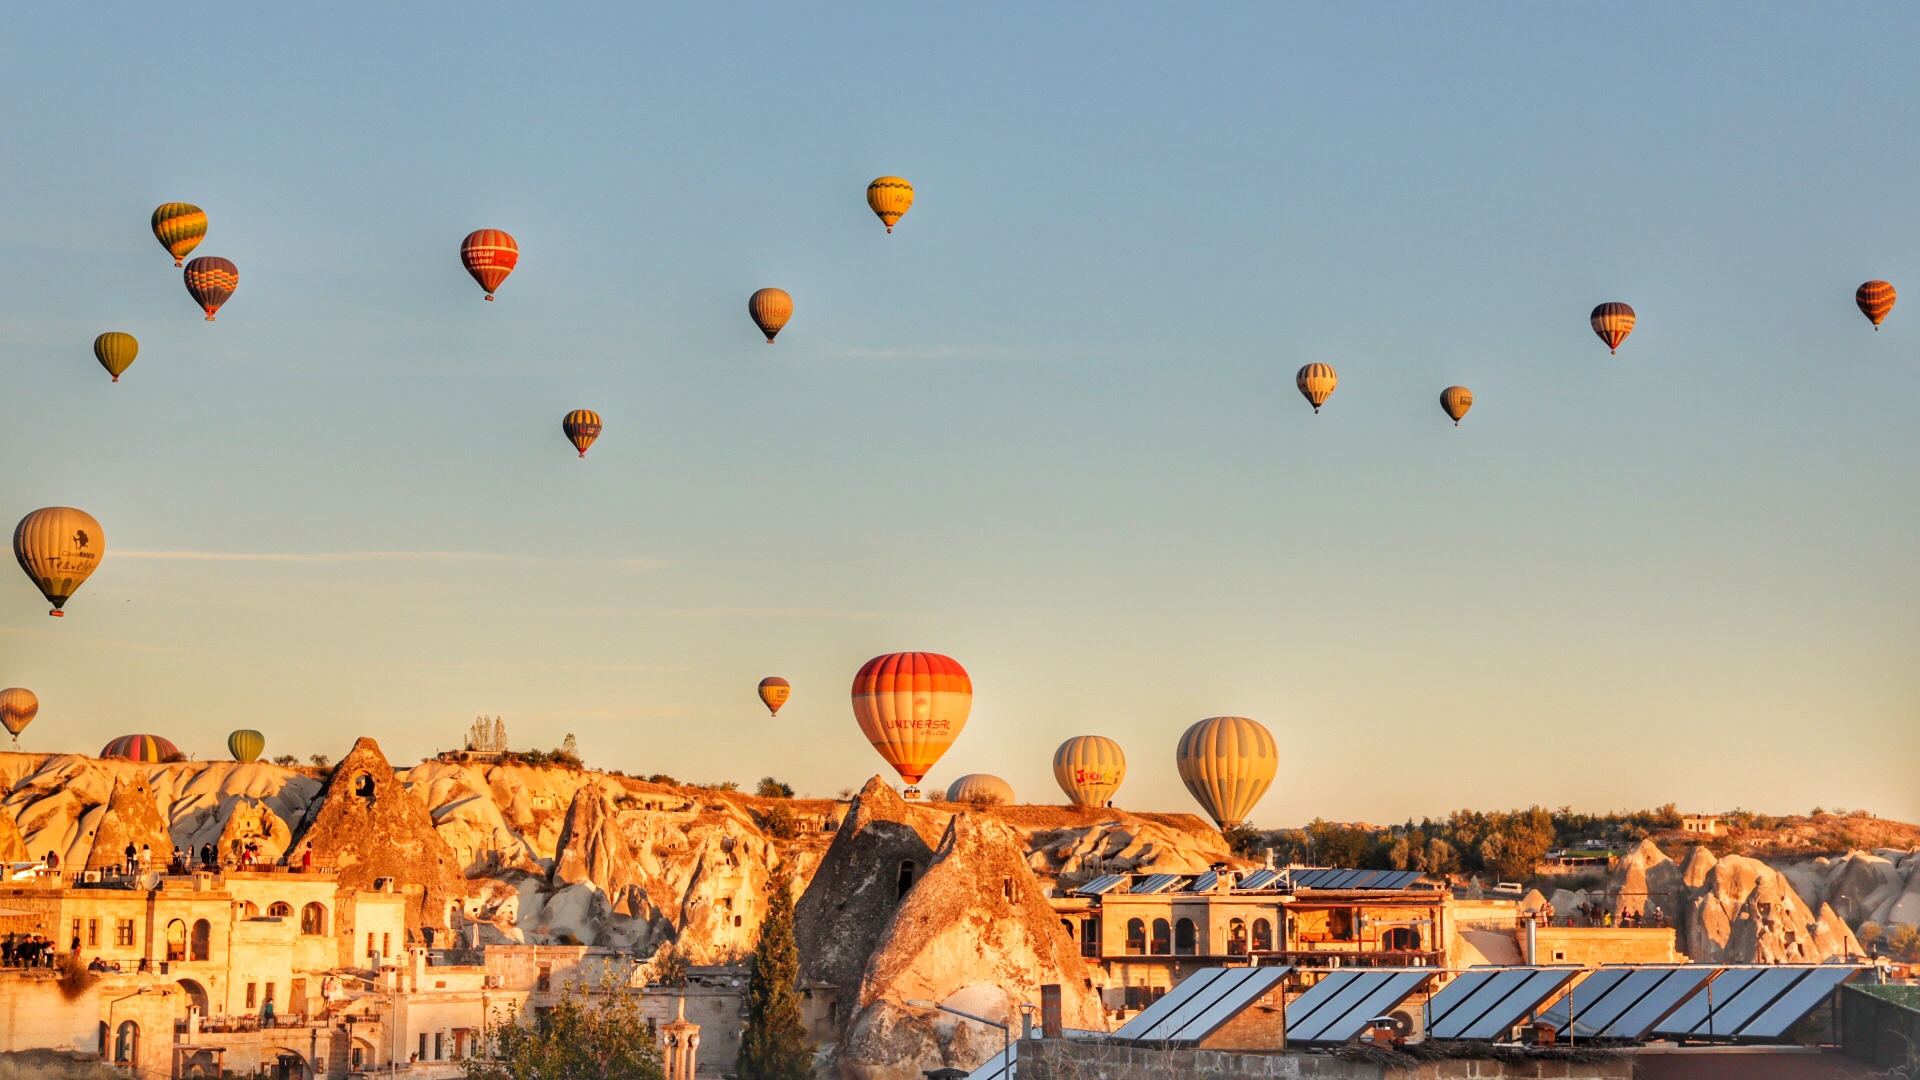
757;777;795;799
1477;807;1555;881
467;978;663;1080
737;863;813;1080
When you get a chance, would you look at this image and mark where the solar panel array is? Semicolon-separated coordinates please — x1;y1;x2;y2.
1186;871;1221;892
1283;969;1433;1045
1277;868;1425;891
1110;965;1293;1045
1426;968;1579;1041
1651;966;1860;1042
1131;873;1183;895
1235;868;1282;891
1069;874;1126;896
1536;967;1712;1040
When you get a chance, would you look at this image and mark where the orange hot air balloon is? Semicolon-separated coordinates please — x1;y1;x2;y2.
562;410;602;457
1053;735;1126;807
14;507;104;617
0;688;37;743
1590;302;1635;353
1857;281;1897;329
1175;716;1278;829
749;288;793;343
461;230;519;299
1296;364;1337;413
1439;385;1473;426
850;652;971;797
758;676;791;716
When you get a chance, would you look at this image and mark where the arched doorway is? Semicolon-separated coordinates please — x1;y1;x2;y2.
113;1020;139;1065
264;1048;308;1080
176;979;210;1017
166;920;187;962
1174;918;1197;955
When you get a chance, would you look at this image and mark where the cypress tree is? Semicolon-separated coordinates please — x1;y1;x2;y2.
737;861;814;1080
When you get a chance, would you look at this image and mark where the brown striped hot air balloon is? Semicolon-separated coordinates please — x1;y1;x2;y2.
1439;385;1473;426
1296;363;1337;413
749;288;793;343
1857;281;1897;329
151;203;207;266
758;676;791;716
461;230;519;299
14;507;104;617
850;652;971;797
183;257;239;321
1175;716;1278;830
866;176;914;233
0;688;37;744
1590;302;1635;353
562;410;602;457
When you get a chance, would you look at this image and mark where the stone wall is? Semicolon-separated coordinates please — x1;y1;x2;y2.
1016;1040;1632;1080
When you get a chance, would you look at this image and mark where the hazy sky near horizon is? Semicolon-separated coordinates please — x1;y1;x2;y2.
1;5;1916;825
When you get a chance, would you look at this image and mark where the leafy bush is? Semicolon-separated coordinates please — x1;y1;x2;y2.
756;778;794;799
55;952;96;1000
762;804;801;841
309;754;331;768
272;755;299;767
464;978;663;1080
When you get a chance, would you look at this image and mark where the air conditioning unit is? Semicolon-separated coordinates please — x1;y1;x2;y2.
82;871;100;883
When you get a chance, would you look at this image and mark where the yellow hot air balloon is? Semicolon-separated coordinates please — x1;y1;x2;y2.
850;652;971;797
749;288;793;343
1053;735;1126;807
13;507;104;617
228;729;265;763
1175;716;1278;830
1296;364;1337;413
866;176;914;233
1439;386;1473;426
758;676;791;716
945;773;1014;804
0;688;38;744
93;333;139;383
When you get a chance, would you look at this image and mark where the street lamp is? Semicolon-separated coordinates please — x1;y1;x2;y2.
904;999;1012;1080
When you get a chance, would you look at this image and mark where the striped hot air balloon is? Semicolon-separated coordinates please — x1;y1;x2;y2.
151;203;207;266
461;230;519;299
101;734;181;763
228;729;265;763
183;257;239;321
1439;385;1473;426
1590;302;1635;353
0;688;38;743
1857;281;1897;329
749;288;793;343
866;176;915;233
1296;363;1338;413
758;676;791;716
945;773;1014;804
1053;735;1126;807
562;410;602;457
850;652;971;796
1175;716;1278;830
93;332;139;383
14;507;104;617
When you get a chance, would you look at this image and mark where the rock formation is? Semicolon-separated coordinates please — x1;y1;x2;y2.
84;773;174;872
1680;854;1862;963
1606;838;1688;920
836;813;1107;1080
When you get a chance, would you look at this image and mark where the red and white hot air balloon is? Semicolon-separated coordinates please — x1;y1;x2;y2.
850;652;971;797
461;230;519;299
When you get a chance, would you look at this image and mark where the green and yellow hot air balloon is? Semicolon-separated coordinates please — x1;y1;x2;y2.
228;729;265;763
151;203;207;267
93;332;139;383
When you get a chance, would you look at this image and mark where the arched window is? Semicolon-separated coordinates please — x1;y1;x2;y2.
1227;918;1247;955
114;1021;139;1065
267;902;293;918
238;901;258;919
1174;918;1197;956
1252;918;1273;952
1150;919;1171;955
166;920;187;962
191;920;211;961
301;903;327;936
1125;919;1146;955
896;861;916;899
1384;927;1420;952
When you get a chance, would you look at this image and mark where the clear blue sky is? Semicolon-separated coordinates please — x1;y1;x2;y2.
1;5;1914;824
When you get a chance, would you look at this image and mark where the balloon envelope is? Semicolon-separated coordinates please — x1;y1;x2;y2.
1440;386;1473;425
945;773;1014;804
0;688;37;739
461;230;519;299
1296;364;1338;413
749;288;793;342
228;729;266;763
1858;281;1897;328
101;734;181;763
1053;735;1126;807
184;257;238;321
866;176;915;233
93;332;139;382
850;652;971;791
1590;302;1635;353
1175;716;1278;829
151;203;206;266
758;677;791;716
563;410;602;457
14;507;104;616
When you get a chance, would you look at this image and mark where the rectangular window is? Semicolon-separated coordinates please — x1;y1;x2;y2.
71;919;80;947
87;918;99;947
367;932;376;958
246;983;257;1008
537;964;551;993
382;932;391;958
435;1033;444;1060
265;982;275;1005
115;919;135;947
419;1034;428;1060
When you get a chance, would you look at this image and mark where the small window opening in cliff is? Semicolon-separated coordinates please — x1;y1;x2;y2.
354;774;375;802
897;861;916;898
1002;877;1012;902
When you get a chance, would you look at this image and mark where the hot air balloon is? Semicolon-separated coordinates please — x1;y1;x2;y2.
14;507;104;617
563;410;602;457
749;288;793;343
1175;716;1278;830
1296;364;1337;413
850;652;971;797
758;677;791;716
228;729;265;763
945;773;1014;805
183;257;238;321
1053;735;1126;807
0;688;38;744
93;332;139;383
866;176;914;233
101;734;181;763
1439;386;1473;426
151;203;207;267
1590;302;1635;353
461;230;519;299
1858;281;1897;329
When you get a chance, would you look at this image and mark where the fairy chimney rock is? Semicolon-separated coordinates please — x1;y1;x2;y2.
292;737;466;929
85;773;174;872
